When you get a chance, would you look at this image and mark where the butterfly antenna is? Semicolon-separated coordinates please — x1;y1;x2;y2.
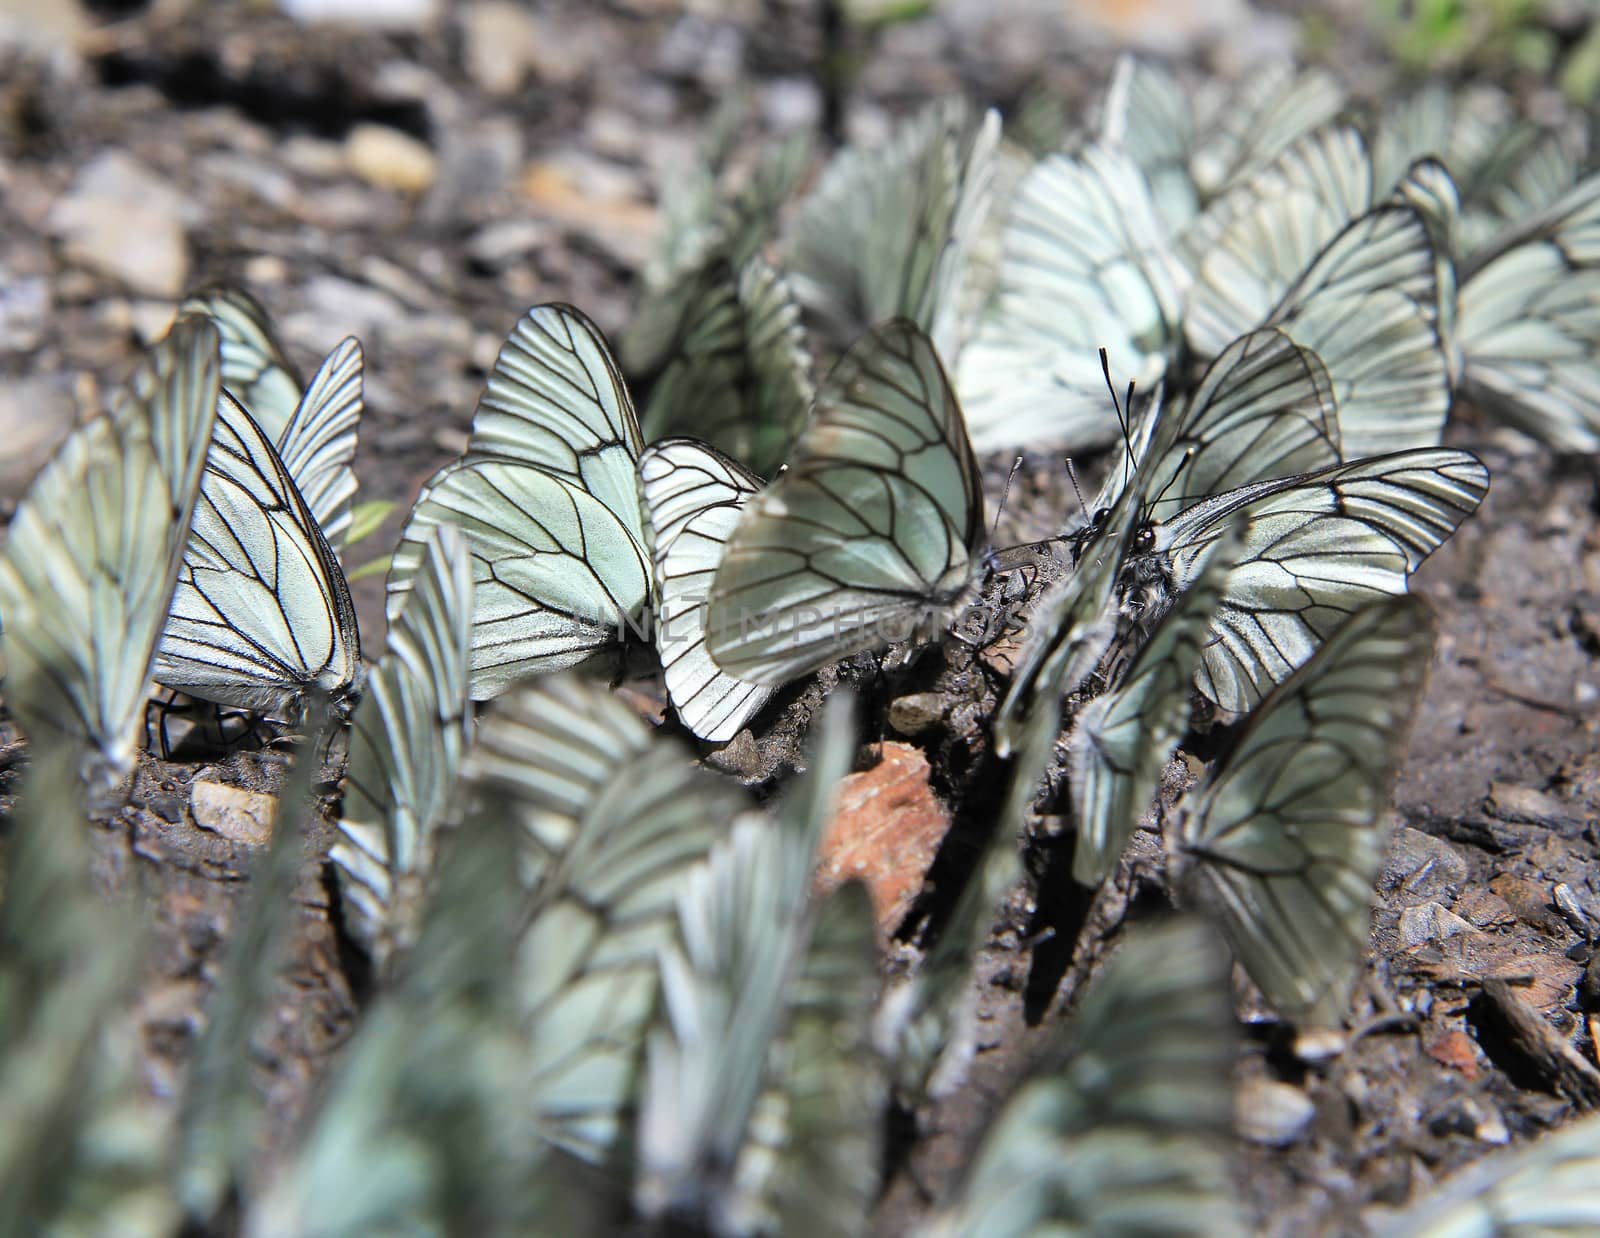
1147;446;1196;515
1064;457;1088;522
991;455;1024;543
1099;347;1138;489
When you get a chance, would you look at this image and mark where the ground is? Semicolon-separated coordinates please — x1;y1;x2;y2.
0;2;1597;1235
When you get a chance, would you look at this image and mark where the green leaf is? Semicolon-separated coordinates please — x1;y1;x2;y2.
343;500;397;550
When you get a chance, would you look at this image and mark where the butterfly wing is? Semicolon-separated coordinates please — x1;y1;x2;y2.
1099;54;1201;235
638;254;814;479
274;337;364;551
957;141;1188;453
786;99;1001;361
707;319;985;686
387;457;650;698
154;390;362;716
332;524;474;975
639;439;774;742
1140;448;1487;714
0;319;220;797
1189;63;1346;200
463;302;646;538
179;286;302;440
1176;595;1436;1025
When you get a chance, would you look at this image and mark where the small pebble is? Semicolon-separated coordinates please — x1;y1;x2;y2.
1237;1078;1316;1147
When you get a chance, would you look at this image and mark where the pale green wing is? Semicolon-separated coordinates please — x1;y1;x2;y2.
706;319;986;687
1392;159;1464;384
1458;123;1586;256
1457;169;1600;452
1381;1110;1600;1237
1067;533;1238;885
1154;328;1342;509
1368;81;1511;200
638;253;814;478
785;98;1001;361
1189;63;1346;200
638;439;773;742
1176;595;1435;1026
927;919;1241;1238
153;389;362;718
1183;124;1375;354
274;336;364;552
634;696;865;1230
1138;448;1488;714
386;457;650;698
957;141;1188;453
462;302;646;537
332;524;474;975
179;286;302;440
0;319;219;798
1099;53;1201;235
464;674;750;1165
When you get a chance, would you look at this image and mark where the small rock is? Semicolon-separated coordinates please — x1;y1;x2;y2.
0;274;50;351
1293;1027;1347;1064
521;158;655;268
1489;873;1565;934
1425;1029;1482;1080
888;692;945;736
289;274;407;345
814;742;951;940
243;254;289;287
345;123;438;194
190;781;277;847
459;0;539;95
1381;827;1470;900
1455;887;1516;928
1236;1078;1315;1146
129;300;177;345
467;219;549;270
1580;955;1600;1012
279;135;347;179
1399;902;1477;949
279;0;439;26
48;151;190;296
1487;782;1584;832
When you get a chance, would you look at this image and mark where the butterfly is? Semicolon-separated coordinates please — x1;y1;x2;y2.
1456;168;1600;452
1181;126;1454;456
1171;594;1436;1026
633;695;881;1234
0;318;220;799
387;303;652;698
638;438;775;743
152;382;363;720
956;140;1190;453
1099;54;1347;236
927;918;1241;1237
705;317;987;688
180;286;365;548
331;523;474;975
634;252;814;479
785;97;1002;363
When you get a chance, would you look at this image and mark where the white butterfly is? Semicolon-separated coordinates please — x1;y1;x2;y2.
152;384;363;719
956;140;1189;452
331;523;473;975
928;918;1241;1238
0;318;220;798
705;318;987;688
1172;594;1436;1025
638;438;774;743
785;98;1002;362
387;303;652;697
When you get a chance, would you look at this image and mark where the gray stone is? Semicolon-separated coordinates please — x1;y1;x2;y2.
48;151;190;296
1380;826;1470;900
1237;1078;1316;1146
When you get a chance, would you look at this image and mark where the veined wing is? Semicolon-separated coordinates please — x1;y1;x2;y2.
1174;596;1435;1026
638;253;814;479
707;319;986;687
0;319;219;798
386;457;650;699
1368;81;1510;200
1067;534;1238;885
154;390;362;717
927;919;1240;1238
957;141;1187;453
1189;63;1346;201
1381;1109;1600;1237
332;524;474;976
1100;54;1200;235
274;336;364;551
180;286;302;440
785;98;1001;361
463;303;646;535
639;439;773;742
464;674;750;1165
1134;448;1487;714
